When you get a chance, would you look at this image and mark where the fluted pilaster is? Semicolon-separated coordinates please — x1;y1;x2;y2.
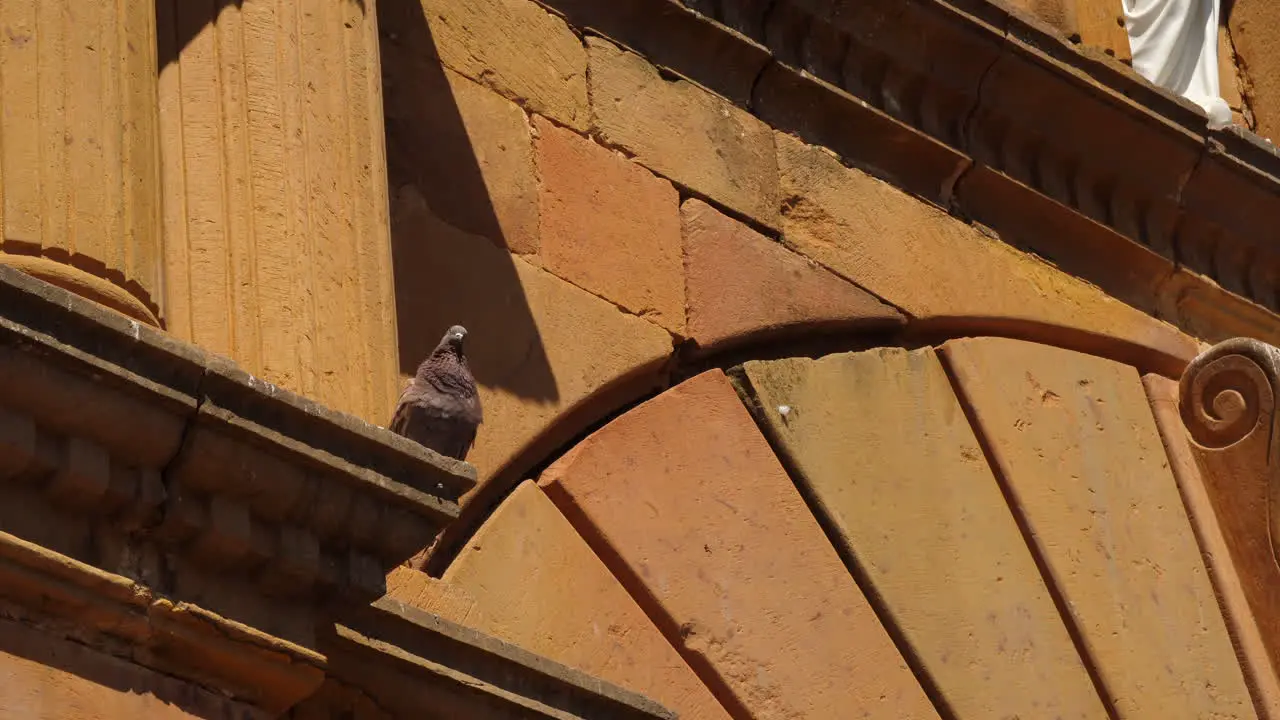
156;0;398;422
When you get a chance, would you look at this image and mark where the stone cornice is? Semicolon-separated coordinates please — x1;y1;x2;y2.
539;0;1280;342
0;264;472;602
0;266;673;718
0;265;476;710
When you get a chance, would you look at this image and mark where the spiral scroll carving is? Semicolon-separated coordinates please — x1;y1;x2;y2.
1178;338;1278;450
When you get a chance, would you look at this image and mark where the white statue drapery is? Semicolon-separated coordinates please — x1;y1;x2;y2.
1123;0;1233;129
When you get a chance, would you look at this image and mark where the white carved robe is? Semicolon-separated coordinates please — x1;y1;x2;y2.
1123;0;1233;129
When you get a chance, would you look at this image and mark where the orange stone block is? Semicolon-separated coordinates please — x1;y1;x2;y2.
540;370;938;720
588;37;780;230
536;116;686;335
682;198;904;354
405;0;589;130
941;337;1254;719
740;348;1110;720
445;480;731;720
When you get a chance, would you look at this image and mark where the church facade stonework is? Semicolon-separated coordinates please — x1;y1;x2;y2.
4;0;1280;717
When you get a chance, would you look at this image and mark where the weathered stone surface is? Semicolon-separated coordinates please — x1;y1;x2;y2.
532;0;1280;347
1075;0;1131;61
1175;139;1280;307
391;185;673;487
0;528;327;714
1145;373;1280;720
159;0;400;423
537;117;685;334
1230;1;1280;139
385;565;485;627
391;0;588;130
739;348;1110;720
753;66;969;206
682;198;902;353
290;680;393;720
536;0;770;106
1158;268;1280;349
1004;0;1080;38
0;264;498;714
1172;338;1280;720
382;50;538;254
540;371;938;720
941;337;1255;719
777;133;1199;372
446;480;731;720
0;616;267;719
588;37;780;229
955;165;1176;318
1220;25;1245;113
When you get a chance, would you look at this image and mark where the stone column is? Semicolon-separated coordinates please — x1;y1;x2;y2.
0;0;162;325
156;0;399;423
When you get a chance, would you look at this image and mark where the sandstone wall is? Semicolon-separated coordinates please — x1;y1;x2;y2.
378;0;1222;537
373;1;1280;718
6;0;1280;717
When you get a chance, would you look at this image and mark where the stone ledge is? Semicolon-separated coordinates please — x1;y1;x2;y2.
536;0;1280;342
327;597;677;719
0;265;471;599
0;265;477;709
0;522;678;719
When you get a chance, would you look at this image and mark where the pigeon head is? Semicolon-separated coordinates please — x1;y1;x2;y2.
437;325;468;355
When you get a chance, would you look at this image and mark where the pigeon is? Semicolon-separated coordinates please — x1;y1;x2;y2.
390;325;483;461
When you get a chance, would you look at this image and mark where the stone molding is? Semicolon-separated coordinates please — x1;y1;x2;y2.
537;0;1280;339
327;597;677;719
0;264;672;718
0;528;327;715
0;264;480;711
0;262;471;598
1178;337;1280;685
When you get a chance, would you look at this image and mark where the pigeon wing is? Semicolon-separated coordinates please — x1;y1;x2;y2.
400;402;477;460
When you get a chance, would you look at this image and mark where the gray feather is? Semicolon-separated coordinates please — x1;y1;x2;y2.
390;325;482;461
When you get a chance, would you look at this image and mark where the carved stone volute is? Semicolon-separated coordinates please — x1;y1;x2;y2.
1179;337;1277;450
1178;337;1280;674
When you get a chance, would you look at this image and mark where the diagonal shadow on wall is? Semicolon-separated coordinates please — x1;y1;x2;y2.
377;0;559;403
153;0;559;405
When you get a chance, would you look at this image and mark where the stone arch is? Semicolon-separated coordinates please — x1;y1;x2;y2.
400;326;1275;720
423;310;1198;578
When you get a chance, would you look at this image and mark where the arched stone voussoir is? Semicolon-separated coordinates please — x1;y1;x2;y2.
537;370;938;720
